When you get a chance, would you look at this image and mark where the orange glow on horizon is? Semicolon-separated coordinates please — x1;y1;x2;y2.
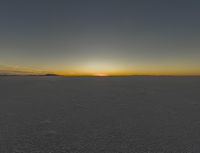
56;70;200;77
1;64;200;76
94;73;109;76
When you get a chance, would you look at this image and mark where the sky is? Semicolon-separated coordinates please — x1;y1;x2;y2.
0;0;200;76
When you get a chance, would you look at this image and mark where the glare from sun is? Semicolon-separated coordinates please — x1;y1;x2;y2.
94;73;109;76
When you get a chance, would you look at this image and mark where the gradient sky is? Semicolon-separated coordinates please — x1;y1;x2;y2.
0;0;200;75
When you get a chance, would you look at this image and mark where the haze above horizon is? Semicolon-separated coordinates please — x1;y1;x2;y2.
0;0;200;76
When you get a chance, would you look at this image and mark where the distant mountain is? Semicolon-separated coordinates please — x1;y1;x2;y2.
0;65;49;76
44;74;60;76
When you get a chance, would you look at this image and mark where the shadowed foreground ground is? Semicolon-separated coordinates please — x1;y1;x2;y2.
0;76;200;153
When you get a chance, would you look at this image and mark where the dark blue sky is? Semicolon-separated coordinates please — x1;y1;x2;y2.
0;0;200;75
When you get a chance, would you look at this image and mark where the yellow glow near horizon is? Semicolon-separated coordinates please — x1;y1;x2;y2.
94;73;109;76
80;60;119;73
1;61;200;76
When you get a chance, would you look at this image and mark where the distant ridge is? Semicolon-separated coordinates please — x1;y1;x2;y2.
44;74;60;76
0;73;62;77
0;74;199;77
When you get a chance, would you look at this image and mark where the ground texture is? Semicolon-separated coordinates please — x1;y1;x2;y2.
0;76;200;153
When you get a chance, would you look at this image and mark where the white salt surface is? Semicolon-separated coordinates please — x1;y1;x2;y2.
0;76;200;153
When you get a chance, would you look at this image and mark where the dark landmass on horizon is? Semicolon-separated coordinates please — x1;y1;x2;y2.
0;74;200;77
0;73;61;77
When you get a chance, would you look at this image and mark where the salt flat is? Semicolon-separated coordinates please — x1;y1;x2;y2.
0;76;200;153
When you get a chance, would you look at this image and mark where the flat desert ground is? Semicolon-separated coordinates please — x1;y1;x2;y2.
0;76;200;153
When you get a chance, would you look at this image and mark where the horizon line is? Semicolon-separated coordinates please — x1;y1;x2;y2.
1;74;200;77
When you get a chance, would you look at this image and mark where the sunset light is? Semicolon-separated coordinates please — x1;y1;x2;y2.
1;1;200;152
94;73;109;77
